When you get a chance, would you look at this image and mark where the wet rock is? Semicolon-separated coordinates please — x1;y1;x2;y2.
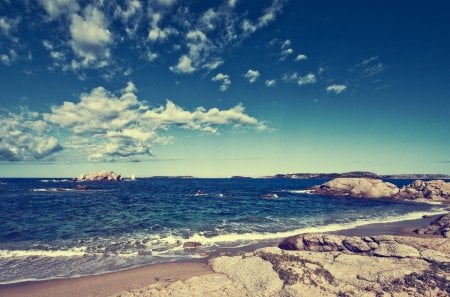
183;241;202;249
414;213;450;237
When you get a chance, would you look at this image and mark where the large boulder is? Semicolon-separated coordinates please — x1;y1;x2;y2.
311;178;400;198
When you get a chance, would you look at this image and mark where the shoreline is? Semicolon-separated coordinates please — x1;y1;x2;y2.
0;212;446;297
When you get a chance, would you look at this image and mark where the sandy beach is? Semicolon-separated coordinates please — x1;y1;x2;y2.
0;213;445;297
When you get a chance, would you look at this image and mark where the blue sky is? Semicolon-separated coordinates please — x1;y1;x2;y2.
0;0;449;177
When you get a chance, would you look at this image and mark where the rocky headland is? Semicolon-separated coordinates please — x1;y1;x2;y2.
309;178;450;201
74;170;123;182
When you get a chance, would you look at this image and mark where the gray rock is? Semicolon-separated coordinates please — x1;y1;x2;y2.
74;170;123;181
414;213;450;237
310;178;450;201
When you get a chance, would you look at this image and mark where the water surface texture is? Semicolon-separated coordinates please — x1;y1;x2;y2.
0;178;444;283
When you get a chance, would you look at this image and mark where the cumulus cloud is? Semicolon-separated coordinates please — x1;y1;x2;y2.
69;5;112;69
265;79;276;87
0;111;62;161
39;0;79;19
297;73;316;85
295;54;307;61
244;69;260;83
211;73;231;91
42;83;266;162
170;55;195;74
142;101;267;134
326;84;347;94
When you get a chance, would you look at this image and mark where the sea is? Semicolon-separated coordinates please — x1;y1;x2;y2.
0;177;446;284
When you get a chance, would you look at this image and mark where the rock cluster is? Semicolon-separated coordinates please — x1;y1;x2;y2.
395;180;450;201
74;170;123;182
311;178;450;201
414;214;450;238
114;233;450;297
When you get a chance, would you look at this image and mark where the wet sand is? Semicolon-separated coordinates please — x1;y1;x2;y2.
0;261;212;297
0;213;444;297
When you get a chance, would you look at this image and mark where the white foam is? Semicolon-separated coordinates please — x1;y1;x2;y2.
183;209;447;246
286;189;314;194
31;188;74;192
0;247;88;258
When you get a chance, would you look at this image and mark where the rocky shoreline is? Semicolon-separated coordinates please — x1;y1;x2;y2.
113;213;450;297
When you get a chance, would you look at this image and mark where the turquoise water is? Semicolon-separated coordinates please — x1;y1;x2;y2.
0;178;445;283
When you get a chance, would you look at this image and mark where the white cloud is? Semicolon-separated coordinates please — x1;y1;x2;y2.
203;59;223;70
326;84;347;94
244;69;260;83
281;39;291;49
200;8;219;31
0;111;62;161
265;79;276;87
0;17;19;36
154;0;177;6
295;54;307;61
170;29;214;74
115;0;142;21
42;83;266;162
211;73;231;91
114;0;143;36
69;5;112;68
39;0;79;19
0;49;18;65
280;48;293;60
146;51;158;62
362;62;385;77
142;101;266;133
148;12;178;42
282;72;299;82
297;73;316;85
228;0;238;7
352;56;385;77
170;55;195;74
241;0;286;34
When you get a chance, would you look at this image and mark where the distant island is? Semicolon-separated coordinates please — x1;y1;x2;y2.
265;171;450;180
74;170;123;182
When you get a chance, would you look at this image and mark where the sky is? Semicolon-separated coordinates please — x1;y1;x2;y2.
0;0;449;178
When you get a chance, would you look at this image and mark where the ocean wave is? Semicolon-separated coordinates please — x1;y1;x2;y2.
32;188;79;192
284;189;314;194
181;209;446;246
40;179;71;183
